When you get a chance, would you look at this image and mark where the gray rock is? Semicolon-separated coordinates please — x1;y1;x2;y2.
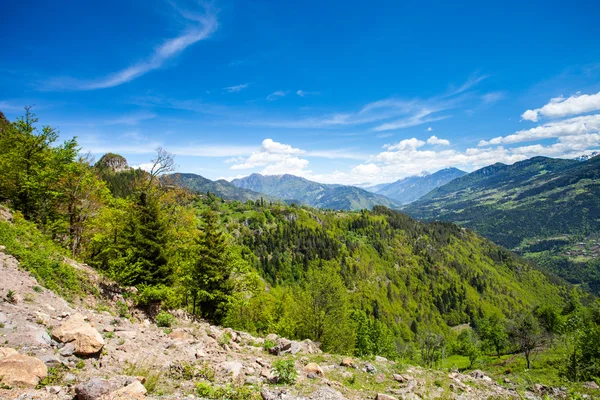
38;353;64;368
59;342;76;356
75;378;115;400
311;387;347;400
46;386;62;394
33;329;53;346
584;381;600;390
365;364;377;373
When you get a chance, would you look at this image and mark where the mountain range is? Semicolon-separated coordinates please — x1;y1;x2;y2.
364;167;466;205
403;155;600;249
230;173;400;210
167;173;279;203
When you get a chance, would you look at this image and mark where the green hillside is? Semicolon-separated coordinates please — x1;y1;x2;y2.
404;155;600;294
231;173;400;210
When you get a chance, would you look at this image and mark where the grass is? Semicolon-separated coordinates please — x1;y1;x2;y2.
0;216;93;301
122;361;164;394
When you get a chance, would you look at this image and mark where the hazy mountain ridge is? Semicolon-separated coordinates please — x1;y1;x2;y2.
231;173;400;210
365;167;467;205
168;172;280;202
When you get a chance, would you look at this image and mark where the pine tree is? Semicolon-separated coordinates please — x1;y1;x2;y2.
118;192;171;286
190;210;233;322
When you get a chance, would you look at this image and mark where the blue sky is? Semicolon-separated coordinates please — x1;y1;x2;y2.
2;0;600;184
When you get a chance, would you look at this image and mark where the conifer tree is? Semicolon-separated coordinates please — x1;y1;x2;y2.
190;210;233;322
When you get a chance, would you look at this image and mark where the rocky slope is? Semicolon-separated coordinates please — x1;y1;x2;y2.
0;245;591;399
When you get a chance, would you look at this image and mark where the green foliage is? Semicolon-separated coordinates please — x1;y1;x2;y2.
0;215;88;300
5;290;16;304
263;339;276;351
155;311;175;328
195;382;260;400
272;358;297;384
454;329;481;368
187;210;233;322
476;314;508;357
122;362;162;394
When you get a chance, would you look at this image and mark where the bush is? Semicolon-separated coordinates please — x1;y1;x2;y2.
272;359;297;385
263;339;276;351
155;311;175;328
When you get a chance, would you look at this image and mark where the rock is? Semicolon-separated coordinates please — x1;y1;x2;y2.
0;354;48;388
59;342;76;356
307;372;318;379
375;373;386;383
33;329;53;346
46;386;62;394
38;353;64;368
375;355;388;363
220;361;244;379
365;363;377;373
376;394;397;400
266;333;278;342
311;387;346;400
303;362;323;376
168;328;193;342
65;373;77;383
340;357;355;368
116;330;137;340
470;370;487;379
52;313;105;356
584;381;600;390
75;378;113;400
107;380;147;399
0;347;18;360
103;326;115;333
392;374;409;383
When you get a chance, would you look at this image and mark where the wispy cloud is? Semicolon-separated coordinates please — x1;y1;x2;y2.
223;83;249;93
267;91;287;101
296;90;320;97
41;2;218;91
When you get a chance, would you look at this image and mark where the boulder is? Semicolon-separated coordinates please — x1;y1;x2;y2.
53;313;104;356
0;347;18;360
167;328;193;342
584;381;600;390
376;394;397;400
311;387;347;400
104;380;147;399
0;354;48;388
303;362;323;376
365;363;377;373
340;357;355;368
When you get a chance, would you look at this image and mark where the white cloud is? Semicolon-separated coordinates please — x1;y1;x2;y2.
351;163;381;176
262;157;310;175
267;91;287;101
426;135;450;146
522;91;600;121
223;83;249;93
296;90;306;97
385;138;426;151
479;114;600;146
42;3;218;91
132;162;156;172
427;127;433;132
231;138;306;170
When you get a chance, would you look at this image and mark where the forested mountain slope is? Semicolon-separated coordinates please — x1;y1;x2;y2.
366;168;466;205
231;173;400;211
168;172;278;202
403;156;600;249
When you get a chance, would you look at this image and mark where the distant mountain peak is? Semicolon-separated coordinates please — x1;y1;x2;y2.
574;151;599;162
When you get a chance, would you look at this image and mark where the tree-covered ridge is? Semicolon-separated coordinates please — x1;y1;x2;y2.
168;173;280;203
231;173;400;211
403;155;600;249
366;167;467;205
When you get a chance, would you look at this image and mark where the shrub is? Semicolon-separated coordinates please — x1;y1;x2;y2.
218;331;232;346
155;311;175;328
6;290;16;304
263;339;276;351
272;359;297;385
117;301;130;319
